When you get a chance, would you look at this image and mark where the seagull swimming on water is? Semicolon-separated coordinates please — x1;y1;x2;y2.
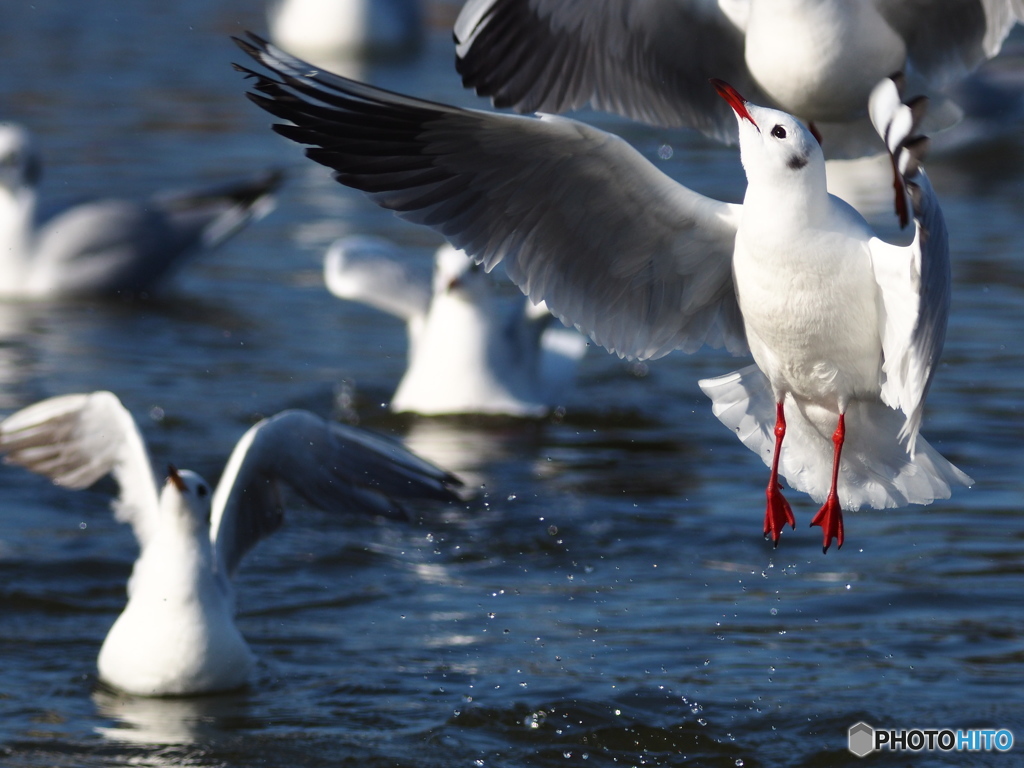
0;392;463;696
0;123;283;299
453;0;1024;157
267;0;423;63
234;34;971;551
324;236;587;416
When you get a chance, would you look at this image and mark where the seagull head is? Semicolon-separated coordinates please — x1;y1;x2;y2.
161;464;213;534
0;123;42;194
711;80;824;190
433;243;488;298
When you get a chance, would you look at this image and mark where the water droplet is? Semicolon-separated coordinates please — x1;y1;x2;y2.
770;607;778;616
487;612;496;619
658;144;674;160
735;760;745;766
78;522;87;530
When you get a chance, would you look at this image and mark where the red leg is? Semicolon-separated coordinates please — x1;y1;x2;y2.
764;402;796;547
810;414;846;553
888;152;909;228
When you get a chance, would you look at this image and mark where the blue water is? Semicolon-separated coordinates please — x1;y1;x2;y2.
1;2;1022;766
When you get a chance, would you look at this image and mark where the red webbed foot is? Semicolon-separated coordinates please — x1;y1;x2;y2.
810;496;845;553
764;483;796;547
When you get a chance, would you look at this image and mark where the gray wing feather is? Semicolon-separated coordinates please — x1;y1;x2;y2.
875;0;1024;87
323;236;432;321
30;170;282;297
235;34;746;360
210;410;462;578
454;0;765;142
0;392;161;546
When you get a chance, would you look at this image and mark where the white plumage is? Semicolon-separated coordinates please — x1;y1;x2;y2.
0;392;461;695
324;237;586;416
454;0;1024;157
0;123;282;299
236;36;971;551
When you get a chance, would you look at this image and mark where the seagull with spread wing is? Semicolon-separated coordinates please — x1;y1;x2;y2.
325;236;586;416
0;392;463;696
454;0;1024;157
0;123;283;299
234;35;971;551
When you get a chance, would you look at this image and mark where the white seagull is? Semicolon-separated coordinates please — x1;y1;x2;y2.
235;35;972;551
0;392;462;696
324;236;587;416
267;0;423;63
0;123;283;299
454;0;1024;157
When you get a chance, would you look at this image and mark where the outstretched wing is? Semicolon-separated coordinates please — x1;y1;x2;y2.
210;410;463;578
0;392;161;546
31;170;283;297
235;34;746;360
875;0;1024;88
323;235;432;323
867;76;951;451
454;0;765;142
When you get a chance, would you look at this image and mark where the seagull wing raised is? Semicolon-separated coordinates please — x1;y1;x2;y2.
210;410;462;578
867;76;952;451
236;34;746;360
323;236;432;323
875;0;1024;88
0;392;161;546
29;170;282;297
454;0;764;142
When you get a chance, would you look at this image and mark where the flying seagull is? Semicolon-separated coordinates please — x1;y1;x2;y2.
453;0;1024;157
234;34;971;550
0;123;283;299
324;236;586;416
0;391;463;695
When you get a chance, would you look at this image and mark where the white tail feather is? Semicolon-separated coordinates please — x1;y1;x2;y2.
699;365;972;511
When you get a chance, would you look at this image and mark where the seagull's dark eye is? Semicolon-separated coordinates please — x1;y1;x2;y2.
771;125;787;139
196;484;209;499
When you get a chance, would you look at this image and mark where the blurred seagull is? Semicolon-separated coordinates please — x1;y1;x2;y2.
234;36;972;551
454;0;1024;157
324;236;586;416
268;0;423;64
0;123;283;299
0;392;462;695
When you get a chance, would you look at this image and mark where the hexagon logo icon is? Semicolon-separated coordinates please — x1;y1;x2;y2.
848;722;875;757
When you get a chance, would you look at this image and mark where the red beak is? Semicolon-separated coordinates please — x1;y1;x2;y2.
167;464;187;492
710;79;757;128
